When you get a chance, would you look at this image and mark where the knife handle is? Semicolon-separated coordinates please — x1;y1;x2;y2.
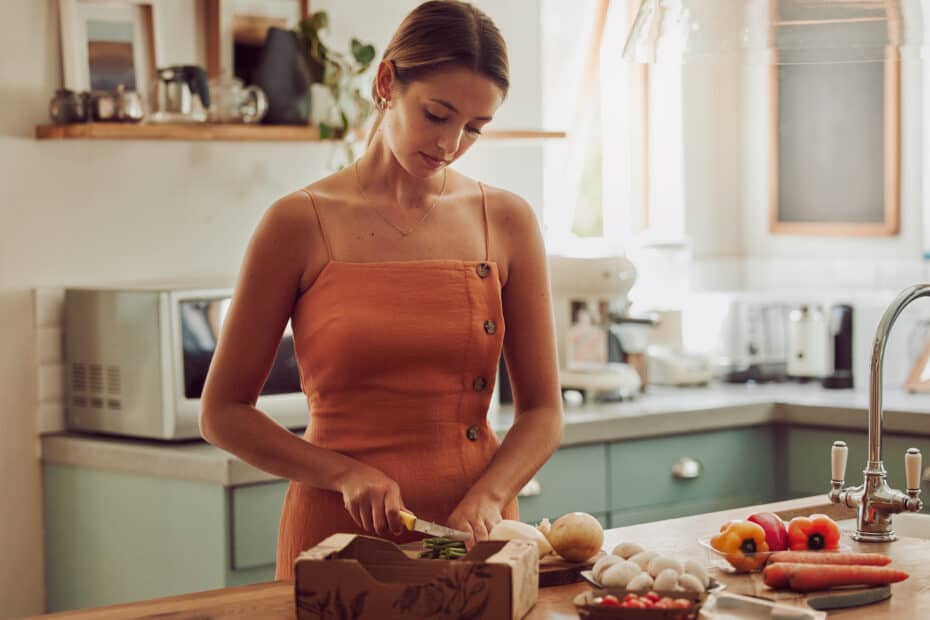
399;509;417;532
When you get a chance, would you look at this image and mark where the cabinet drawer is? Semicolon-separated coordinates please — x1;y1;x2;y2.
518;443;607;523
609;495;762;529
230;481;288;570
608;427;775;512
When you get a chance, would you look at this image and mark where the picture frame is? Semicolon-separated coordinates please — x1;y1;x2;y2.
768;0;901;236
204;0;311;82
59;0;158;102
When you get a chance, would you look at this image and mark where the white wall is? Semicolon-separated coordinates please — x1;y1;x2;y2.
0;1;543;615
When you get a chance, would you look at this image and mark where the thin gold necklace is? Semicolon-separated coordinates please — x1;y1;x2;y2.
354;160;448;237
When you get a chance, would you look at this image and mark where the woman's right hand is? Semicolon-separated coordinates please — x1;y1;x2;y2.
337;463;406;537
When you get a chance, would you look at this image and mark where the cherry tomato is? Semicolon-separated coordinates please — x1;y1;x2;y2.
621;599;647;608
622;593;638;603
600;594;620;607
672;598;693;609
643;591;661;603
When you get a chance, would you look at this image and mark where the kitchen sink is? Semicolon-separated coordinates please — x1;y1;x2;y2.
836;513;930;540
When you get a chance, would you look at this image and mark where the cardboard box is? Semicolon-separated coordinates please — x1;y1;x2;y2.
294;534;538;620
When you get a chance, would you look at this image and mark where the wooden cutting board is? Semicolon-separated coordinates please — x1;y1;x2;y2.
538;552;601;587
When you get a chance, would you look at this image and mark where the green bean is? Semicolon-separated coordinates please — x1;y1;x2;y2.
421;536;466;560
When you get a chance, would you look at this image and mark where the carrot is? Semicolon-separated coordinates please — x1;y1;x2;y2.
767;551;892;566
762;563;793;589
765;563;909;593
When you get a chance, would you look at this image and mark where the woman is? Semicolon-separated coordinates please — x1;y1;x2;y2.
200;0;563;581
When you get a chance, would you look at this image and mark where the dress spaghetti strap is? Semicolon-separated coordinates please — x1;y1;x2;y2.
478;182;490;262
300;188;333;260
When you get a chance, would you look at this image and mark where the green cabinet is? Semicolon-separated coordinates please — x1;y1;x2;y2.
785;426;930;512
231;482;288;570
517;443;608;525
43;465;285;613
55;416;930;613
607;427;777;526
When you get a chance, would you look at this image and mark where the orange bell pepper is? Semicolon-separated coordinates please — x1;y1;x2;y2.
788;514;840;551
710;520;769;572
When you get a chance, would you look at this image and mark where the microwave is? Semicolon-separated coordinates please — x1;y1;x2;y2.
64;285;308;440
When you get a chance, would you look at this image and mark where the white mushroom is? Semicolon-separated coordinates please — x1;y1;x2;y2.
600;561;642;587
682;559;710;587
626;572;655;591
629;550;659;571
678;573;706;593
647;555;682;578
610;542;645;559
653;568;679;591
592;555;623;582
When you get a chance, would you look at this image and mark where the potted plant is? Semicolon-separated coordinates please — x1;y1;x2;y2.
297;11;377;143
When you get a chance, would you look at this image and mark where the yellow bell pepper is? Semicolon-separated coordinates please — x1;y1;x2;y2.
710;520;769;572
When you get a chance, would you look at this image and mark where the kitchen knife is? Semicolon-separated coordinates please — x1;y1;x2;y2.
806;585;892;611
399;509;471;541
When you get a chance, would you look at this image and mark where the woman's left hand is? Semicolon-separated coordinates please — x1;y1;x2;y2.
447;491;503;549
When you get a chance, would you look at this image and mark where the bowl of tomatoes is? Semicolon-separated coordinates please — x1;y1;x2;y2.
574;589;703;619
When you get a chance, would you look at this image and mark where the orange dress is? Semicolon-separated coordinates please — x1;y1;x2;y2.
274;184;519;580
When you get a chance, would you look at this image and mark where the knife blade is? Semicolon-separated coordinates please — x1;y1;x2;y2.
399;510;471;541
806;585;892;611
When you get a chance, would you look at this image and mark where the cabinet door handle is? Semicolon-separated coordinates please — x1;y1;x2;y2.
672;457;702;480
518;478;542;497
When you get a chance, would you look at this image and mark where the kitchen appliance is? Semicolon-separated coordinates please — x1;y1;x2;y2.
150;65;211;123
64;285;307;440
209;75;268;123
681;294;790;383
114;84;145;122
823;303;854;389
647;345;713;386
547;255;644;400
787;304;832;381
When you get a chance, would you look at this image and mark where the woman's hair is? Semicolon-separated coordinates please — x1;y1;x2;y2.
366;0;510;144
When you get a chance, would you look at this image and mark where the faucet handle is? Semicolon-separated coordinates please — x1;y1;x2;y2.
832;441;848;483
906;447;922;493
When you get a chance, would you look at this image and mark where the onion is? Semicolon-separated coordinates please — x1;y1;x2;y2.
489;519;553;555
547;512;604;562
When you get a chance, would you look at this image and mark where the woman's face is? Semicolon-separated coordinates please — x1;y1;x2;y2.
380;64;504;177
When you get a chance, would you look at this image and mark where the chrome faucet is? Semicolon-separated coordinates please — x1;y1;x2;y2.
828;284;925;542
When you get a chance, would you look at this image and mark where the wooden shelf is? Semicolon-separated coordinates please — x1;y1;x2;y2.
34;123;566;142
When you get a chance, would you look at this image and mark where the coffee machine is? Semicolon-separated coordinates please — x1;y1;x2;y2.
786;303;854;388
547;255;648;400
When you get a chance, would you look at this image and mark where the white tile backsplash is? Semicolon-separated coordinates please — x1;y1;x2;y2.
33;288;66;434
36;326;62;365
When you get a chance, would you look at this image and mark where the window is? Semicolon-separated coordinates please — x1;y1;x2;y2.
541;0;649;255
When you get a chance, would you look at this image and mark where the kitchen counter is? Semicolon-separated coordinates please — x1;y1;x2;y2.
24;495;930;619
39;382;930;485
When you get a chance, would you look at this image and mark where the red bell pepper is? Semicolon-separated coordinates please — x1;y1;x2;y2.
788;514;841;551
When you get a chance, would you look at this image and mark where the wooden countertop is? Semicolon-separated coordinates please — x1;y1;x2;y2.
25;496;930;619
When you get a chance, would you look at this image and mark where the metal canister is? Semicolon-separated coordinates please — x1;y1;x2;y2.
48;89;87;124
